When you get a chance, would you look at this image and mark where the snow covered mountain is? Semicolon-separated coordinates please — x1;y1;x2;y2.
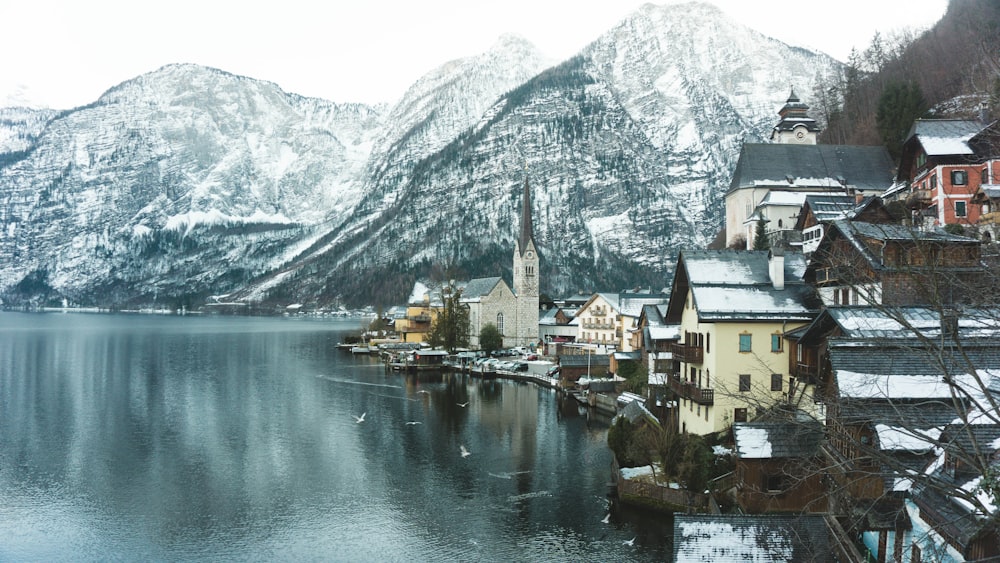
0;2;840;310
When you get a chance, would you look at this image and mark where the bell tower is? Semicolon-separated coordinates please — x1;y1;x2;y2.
770;89;820;144
512;178;540;347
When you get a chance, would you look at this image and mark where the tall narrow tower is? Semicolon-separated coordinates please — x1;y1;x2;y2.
512;178;540;347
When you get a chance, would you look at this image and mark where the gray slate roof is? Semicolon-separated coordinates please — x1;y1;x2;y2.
673;514;834;562
733;421;824;459
460;277;503;301
728;143;894;194
676;250;819;322
904;119;985;156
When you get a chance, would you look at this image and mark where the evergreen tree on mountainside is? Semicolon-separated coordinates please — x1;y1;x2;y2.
877;81;927;160
820;0;1000;147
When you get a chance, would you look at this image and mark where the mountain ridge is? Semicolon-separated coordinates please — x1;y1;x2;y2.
0;2;840;310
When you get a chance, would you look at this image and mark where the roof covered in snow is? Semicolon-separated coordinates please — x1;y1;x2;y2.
669;250;819;322
904;119;986;157
733;421;823;459
728;143;894;194
673;514;834;562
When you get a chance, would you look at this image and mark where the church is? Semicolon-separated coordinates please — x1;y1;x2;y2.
462;178;540;348
724;90;895;248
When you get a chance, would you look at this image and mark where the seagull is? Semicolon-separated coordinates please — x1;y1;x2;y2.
457;401;469;408
354;412;366;423
405;421;422;425
460;445;471;458
623;537;636;546
601;513;610;524
418;390;431;395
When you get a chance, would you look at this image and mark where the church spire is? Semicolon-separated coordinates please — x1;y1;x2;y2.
518;177;534;256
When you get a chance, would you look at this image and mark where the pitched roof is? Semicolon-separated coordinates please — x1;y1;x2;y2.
733;421;823;459
517;177;535;256
460;277;504;302
673;514;834;562
670;250;819;322
728;144;894;194
904;119;986;157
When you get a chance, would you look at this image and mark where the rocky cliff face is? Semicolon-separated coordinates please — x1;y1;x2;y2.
0;3;839;309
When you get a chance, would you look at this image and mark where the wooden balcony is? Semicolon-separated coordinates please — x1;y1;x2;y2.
669;342;703;363
792;362;820;384
668;375;714;405
408;314;431;323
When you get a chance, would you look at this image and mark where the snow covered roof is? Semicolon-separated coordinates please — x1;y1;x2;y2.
649;324;680;341
728;143;894;194
673;514;834;562
836;371;985;400
733;421;823;459
905;119;985;156
672;250;818;322
875;424;941;453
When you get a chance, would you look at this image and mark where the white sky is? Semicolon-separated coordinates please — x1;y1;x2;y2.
0;0;949;109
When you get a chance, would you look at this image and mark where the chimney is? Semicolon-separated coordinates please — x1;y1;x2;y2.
768;247;785;290
980;102;990;125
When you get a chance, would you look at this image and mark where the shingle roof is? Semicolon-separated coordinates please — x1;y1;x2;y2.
728;144;894;194
673;514;834;562
677;250;819;321
733;421;823;459
460;277;503;301
904;119;985;156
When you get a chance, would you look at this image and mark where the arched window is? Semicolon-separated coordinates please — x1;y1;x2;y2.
496;312;504;335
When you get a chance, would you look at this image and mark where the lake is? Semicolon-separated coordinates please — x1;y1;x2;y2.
0;312;673;561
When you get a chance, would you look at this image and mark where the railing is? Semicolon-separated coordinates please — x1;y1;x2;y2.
408;314;431;323
669;342;703;363
668;375;714;405
792;362;819;383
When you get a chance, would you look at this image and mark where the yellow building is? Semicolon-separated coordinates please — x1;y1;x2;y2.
663;249;819;435
395;282;443;344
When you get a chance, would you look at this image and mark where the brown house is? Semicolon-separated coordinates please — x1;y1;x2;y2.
804;219;983;307
733;420;826;514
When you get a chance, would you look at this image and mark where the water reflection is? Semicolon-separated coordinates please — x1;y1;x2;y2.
0;312;672;561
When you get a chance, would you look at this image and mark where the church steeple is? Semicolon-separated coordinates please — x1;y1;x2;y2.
518;177;535;256
771;88;821;144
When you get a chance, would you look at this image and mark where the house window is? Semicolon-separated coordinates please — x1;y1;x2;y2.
734;408;747;423
931;174;937;189
739;374;751;392
771;373;782;392
955;200;967;217
497;312;504;335
983;168;989;185
771;334;782;352
952;170;969;185
706;333;710;354
705;406;709;421
764;473;786;492
739;333;752;353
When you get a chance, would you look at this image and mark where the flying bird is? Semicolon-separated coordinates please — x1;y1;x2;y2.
623;537;636;546
354;412;366;423
460;445;471;458
457;401;469;408
405;421;422;425
601;513;610;524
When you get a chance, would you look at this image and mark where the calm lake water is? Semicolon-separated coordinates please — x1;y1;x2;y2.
0;312;672;562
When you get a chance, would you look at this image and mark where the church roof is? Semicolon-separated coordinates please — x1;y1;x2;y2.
460;277;505;302
727;144;894;194
518;178;535;256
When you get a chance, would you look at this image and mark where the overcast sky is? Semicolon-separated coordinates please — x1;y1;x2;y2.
0;0;949;109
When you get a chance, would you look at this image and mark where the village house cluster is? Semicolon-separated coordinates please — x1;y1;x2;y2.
376;92;1000;561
